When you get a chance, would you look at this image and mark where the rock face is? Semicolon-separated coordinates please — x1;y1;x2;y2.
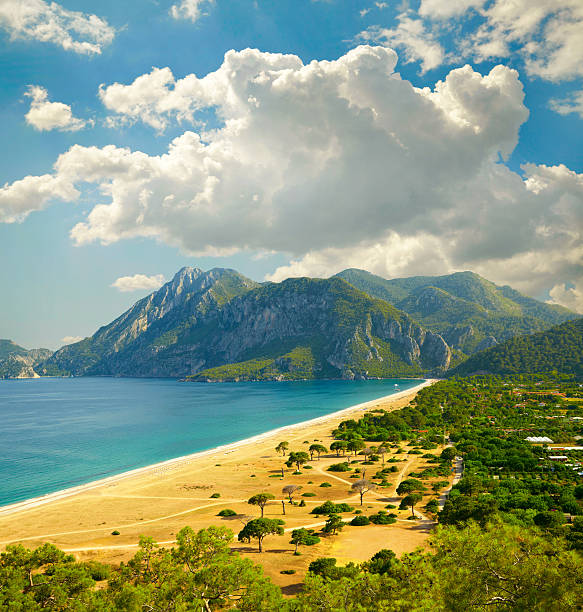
335;268;579;356
0;340;51;379
40;269;451;380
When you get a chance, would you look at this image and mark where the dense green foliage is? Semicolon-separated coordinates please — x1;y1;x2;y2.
453;317;583;377
5;521;582;610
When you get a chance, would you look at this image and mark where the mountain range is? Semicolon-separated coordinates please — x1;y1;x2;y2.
0;340;51;379
4;266;580;380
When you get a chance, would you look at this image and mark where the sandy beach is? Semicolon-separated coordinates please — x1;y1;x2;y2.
0;378;441;592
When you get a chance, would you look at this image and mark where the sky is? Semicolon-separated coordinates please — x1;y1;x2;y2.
0;0;582;349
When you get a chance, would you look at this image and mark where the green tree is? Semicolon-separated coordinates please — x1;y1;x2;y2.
430;522;583;610
290;528;320;554
322;513;345;535
400;493;423;517
238;518;285;553
309;444;327;460
248;493;275;517
347;439;366;456
286;451;310;472
396;478;426;496
330;441;348;456
275;441;289;456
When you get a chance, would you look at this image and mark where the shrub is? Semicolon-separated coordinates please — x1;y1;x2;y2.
210;493;221;498
311;501;354;515
86;561;110;581
328;463;351;472
320;482;332;487
299;499;306;507
217;508;237;517
369;511;397;525
302;492;316;497
385;504;397;509
304;465;313;469
350;515;371;526
280;569;296;575
111;530;120;536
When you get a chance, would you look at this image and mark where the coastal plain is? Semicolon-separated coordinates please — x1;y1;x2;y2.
0;382;444;592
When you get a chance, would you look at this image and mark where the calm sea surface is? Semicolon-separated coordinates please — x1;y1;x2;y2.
0;377;422;507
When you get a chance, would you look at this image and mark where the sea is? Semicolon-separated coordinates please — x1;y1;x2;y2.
0;376;423;507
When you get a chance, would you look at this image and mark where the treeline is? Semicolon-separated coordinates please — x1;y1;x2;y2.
3;522;583;610
452;317;583;377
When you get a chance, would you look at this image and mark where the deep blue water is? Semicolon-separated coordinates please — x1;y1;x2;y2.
0;377;422;507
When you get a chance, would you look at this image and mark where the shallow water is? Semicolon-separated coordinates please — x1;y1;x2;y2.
0;377;422;506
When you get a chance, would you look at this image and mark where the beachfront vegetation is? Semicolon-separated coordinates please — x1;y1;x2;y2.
4;372;583;609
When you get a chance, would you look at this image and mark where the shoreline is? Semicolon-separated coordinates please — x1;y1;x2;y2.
0;378;435;517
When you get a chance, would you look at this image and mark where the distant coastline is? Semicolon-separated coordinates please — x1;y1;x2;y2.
0;378;434;517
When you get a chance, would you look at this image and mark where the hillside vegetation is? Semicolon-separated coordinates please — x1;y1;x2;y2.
452;317;583;377
336;269;578;356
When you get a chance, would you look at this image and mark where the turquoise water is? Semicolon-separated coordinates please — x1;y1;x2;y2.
0;377;422;507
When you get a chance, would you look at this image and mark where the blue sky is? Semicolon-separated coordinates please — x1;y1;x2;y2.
0;0;582;348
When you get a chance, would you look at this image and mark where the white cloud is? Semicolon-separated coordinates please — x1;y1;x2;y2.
362;0;583;82
0;0;115;55
1;46;581;303
548;283;583;313
357;12;444;73
419;0;485;19
468;0;583;81
61;335;83;344
24;86;90;132
111;274;167;292
550;89;583;119
170;0;214;23
0;173;79;223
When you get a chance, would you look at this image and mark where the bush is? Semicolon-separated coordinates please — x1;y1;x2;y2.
311;501;354;515
302;492;316;497
111;530;120;536
217;508;237;517
280;569;296;575
299;499;306;507
320;482;332;487
304;465;313;469
85;561;110;581
328;463;351;472
350;515;371;526
369;511;397;525
210;493;221;498
385;504;397;509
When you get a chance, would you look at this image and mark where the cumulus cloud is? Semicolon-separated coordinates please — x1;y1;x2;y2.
1;46;581;304
0;0;115;55
419;0;486;19
111;274;166;292
170;0;214;23
61;335;83;344
24;86;90;132
360;0;583;82
548;283;583;314
550;89;583;119
357;13;444;73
